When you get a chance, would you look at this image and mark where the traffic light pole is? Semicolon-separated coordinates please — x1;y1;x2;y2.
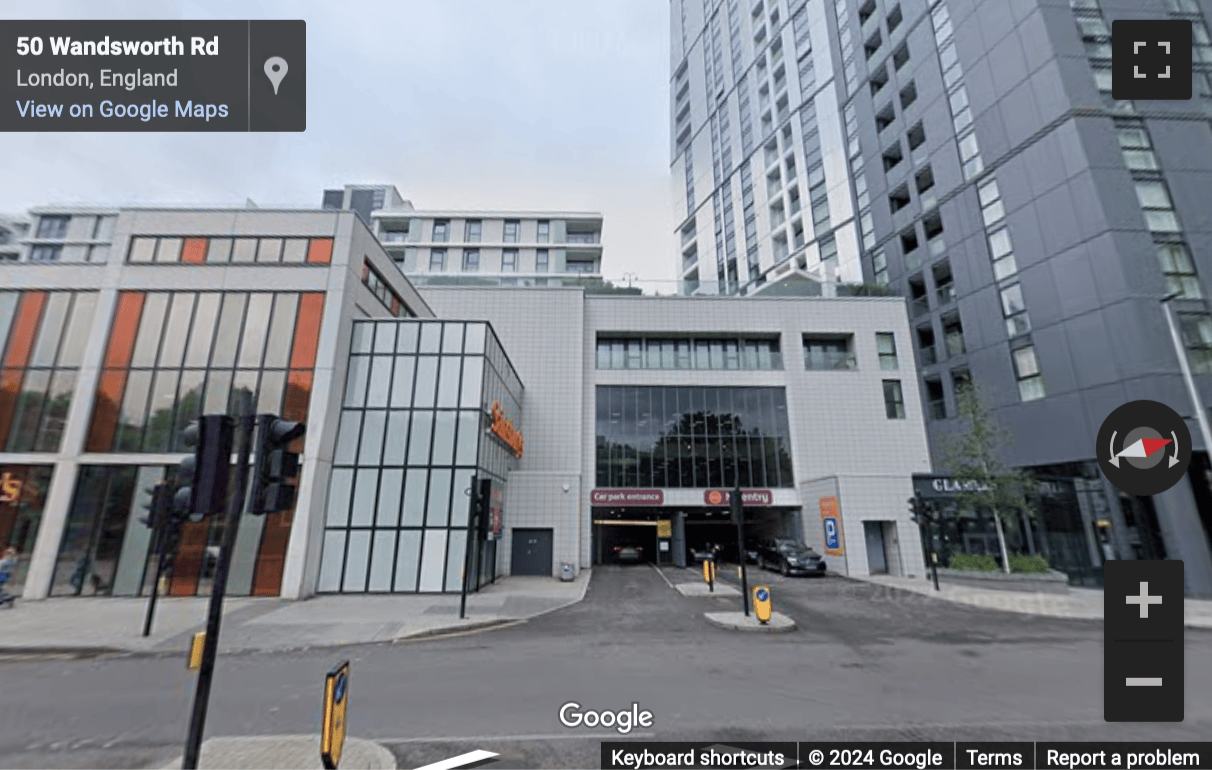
142;524;165;637
733;485;749;617
183;414;254;770
459;479;477;620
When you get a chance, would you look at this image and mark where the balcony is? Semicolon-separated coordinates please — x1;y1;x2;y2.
936;283;956;305
911;296;930;318
928;398;947;420
565;233;600;244
806;351;857;371
920;346;938;366
944;332;966;357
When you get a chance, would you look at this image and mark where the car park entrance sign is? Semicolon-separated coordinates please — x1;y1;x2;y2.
703;489;773;505
819;497;844;556
591;489;664;505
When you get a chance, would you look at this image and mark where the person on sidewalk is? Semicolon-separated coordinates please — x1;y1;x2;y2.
0;546;17;607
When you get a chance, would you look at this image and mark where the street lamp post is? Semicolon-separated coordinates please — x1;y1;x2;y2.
1160;293;1212;464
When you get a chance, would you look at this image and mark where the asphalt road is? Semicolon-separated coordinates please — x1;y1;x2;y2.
1;565;1210;769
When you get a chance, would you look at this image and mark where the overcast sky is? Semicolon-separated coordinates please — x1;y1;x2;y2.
2;1;677;285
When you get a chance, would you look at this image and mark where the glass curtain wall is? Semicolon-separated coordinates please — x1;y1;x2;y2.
319;320;522;593
0;463;54;593
595;386;794;488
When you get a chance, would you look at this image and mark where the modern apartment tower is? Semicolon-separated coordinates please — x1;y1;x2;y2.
322;184;604;287
671;0;1212;594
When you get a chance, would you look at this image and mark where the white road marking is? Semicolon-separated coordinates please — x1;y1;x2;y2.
378;731;657;744
414;749;499;770
649;562;676;590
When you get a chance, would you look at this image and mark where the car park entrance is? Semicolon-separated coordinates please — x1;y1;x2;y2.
592;505;801;566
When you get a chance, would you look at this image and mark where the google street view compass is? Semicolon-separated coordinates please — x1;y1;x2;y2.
1097;400;1191;496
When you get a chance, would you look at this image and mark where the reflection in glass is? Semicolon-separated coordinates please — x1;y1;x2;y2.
408;411;433;465
344;356;370;407
456;411;480;466
57;292;98;368
334;410;362;464
263;294;299;368
383;411;409;465
228;370;257;416
211;294;247;368
34;370;76;451
450;469;474;527
131;294;168;368
377;469;403;526
426;469;452;527
159;294;195;368
430;411;456;465
115;370;152;451
257;370;286;415
402;469;427;526
459;357;483;406
237;294;273;369
359;411;386;465
30;293;70;367
172;370;205;448
367;357;393;407
390;357;415;408
343;531;370;591
413;357;438;408
419;530;448;591
350;469;377;527
394;531;421;591
317;531;346;592
445;530;467;591
185;294;221;367
142;370;180;452
368;530;396;591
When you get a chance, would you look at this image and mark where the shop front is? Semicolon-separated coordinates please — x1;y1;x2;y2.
0;463;53;594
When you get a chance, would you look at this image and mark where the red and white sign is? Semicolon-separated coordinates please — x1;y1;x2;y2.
703;489;773;506
590;489;664;506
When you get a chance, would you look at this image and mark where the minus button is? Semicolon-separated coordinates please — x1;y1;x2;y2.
1126;678;1163;686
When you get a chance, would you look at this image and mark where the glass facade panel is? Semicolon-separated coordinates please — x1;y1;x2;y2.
596;386;792;488
321;319;519;593
342;531;371;591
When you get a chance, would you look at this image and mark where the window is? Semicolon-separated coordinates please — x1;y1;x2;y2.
29;245;62;262
1136;181;1181;232
1092;66;1113;92
462;249;480;272
1077;16;1110;40
875;102;896;133
870;64;889;96
464;220;482;242
933;259;955;304
1181;313;1212;373
566;259;595;274
883;380;906;418
1159;243;1202;299
536;249;549;272
877;333;898;370
429;249;447;272
978;178;1005;226
36;216;69;239
900;80;918;109
892;42;910;71
382;229;408;243
926;378;946;420
501;249;518;272
887;4;903;33
901;227;919;255
503;220;519;243
595;337;782;370
872;249;889;285
943;314;966;357
890;184;911;213
882;141;904;171
804;336;855;370
1001;284;1031;336
1118;124;1160;170
537;221;550;243
1012;346;1046;400
432;220;449;242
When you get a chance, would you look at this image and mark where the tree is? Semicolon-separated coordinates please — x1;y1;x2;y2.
939;382;1032;574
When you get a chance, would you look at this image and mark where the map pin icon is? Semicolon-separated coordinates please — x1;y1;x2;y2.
264;57;288;95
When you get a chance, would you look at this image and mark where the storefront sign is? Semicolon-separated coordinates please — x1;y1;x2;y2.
590;489;664;506
0;472;21;503
490;483;504;539
656;520;672;538
489;401;524;458
820;496;844;556
702;489;773;506
913;474;992;498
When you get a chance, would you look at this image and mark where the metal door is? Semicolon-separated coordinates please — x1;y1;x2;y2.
864;521;888;574
510;528;553;576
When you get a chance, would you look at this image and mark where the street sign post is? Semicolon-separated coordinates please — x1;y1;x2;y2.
321;660;350;770
753;585;772;624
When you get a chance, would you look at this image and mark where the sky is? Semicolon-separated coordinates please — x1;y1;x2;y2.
1;1;678;285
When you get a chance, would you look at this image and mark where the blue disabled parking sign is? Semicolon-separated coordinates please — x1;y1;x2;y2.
824;518;839;550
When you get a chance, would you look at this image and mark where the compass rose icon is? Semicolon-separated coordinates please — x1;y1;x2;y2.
1098;400;1191;496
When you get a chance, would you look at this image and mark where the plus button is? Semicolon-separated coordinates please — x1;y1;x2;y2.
1126;581;1163;618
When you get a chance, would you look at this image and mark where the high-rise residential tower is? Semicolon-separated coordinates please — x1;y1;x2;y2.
672;0;1212;594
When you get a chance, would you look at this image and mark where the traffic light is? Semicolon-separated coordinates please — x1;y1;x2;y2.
250;414;307;515
174;416;235;520
139;482;173;531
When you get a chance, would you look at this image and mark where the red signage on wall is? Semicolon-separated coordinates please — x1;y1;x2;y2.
703;489;773;506
590;489;665;506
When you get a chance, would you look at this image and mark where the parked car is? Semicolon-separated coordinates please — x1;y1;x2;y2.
710;541;760;564
613;544;644;563
758;539;826;576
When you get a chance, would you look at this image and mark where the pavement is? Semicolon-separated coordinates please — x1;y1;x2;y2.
851;572;1212;628
0;571;591;657
157;735;395;770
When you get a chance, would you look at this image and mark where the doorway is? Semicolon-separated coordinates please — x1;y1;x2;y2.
510;528;553;576
864;521;888;574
